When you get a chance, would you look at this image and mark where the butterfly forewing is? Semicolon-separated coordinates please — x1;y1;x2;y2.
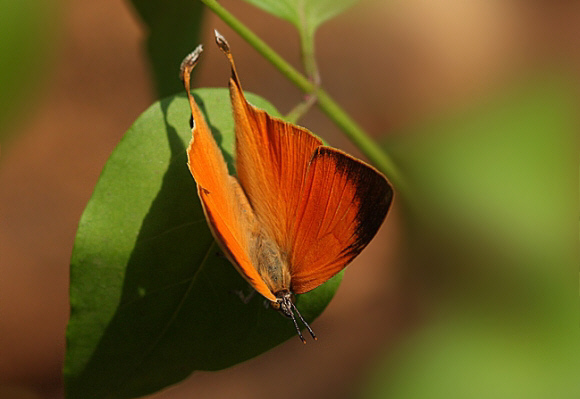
229;79;323;252
224;55;393;295
289;147;393;293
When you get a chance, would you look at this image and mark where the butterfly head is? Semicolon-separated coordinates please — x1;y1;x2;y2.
272;290;317;344
271;290;293;317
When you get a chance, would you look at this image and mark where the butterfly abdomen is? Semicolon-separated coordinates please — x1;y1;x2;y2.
250;230;291;296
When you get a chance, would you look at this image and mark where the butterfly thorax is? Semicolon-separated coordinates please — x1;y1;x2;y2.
250;229;291;296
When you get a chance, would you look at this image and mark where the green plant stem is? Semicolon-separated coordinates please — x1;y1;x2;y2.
285;93;318;124
285;28;320;123
300;28;320;86
199;0;408;196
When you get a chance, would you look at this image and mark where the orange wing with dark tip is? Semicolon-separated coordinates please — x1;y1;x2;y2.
181;46;277;302
223;52;323;251
289;147;393;294
181;34;392;343
215;34;393;295
231;91;323;251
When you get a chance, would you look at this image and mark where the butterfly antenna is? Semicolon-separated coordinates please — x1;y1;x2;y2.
292;302;317;341
289;311;307;344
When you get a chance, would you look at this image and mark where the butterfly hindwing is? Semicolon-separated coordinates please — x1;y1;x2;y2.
184;79;277;302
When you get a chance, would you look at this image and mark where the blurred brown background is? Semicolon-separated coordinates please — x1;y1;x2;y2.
0;1;577;398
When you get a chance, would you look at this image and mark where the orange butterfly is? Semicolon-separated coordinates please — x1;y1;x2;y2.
180;31;393;343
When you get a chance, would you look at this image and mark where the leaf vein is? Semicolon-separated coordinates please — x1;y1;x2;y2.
134;219;207;245
114;240;217;393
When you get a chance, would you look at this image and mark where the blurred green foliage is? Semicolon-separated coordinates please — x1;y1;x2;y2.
365;73;578;399
128;0;205;98
0;0;60;145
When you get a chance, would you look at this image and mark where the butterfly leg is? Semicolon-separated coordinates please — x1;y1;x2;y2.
231;284;256;304
262;299;271;309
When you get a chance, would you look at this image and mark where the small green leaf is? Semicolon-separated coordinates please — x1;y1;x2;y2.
128;0;205;97
241;0;357;37
65;88;342;399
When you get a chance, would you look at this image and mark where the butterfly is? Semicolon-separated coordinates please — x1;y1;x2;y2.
179;31;393;343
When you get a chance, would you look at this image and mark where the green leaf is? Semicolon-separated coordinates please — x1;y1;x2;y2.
65;88;342;399
241;0;357;37
128;0;205;98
